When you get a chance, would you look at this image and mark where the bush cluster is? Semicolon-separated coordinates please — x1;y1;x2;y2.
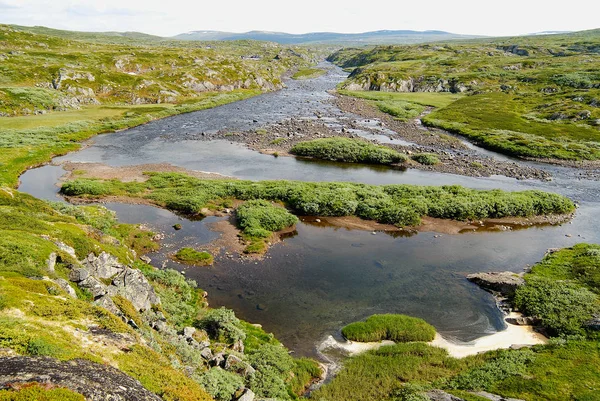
174;247;213;266
290;137;407;165
236;200;298;239
61;174;576;229
341;314;436;342
411;153;440;165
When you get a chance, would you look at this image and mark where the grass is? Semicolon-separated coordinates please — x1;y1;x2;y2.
290;137;408;165
61;172;575;229
330;30;600;161
174;247;214;266
292;68;326;80
341;314;436;342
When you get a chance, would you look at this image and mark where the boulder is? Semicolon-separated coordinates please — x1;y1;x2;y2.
224;355;255;377
467;271;525;297
426;390;465;401
84;252;124;279
472;391;525;401
112;268;160;311
183;327;196;338
200;347;213;360
505;316;538;326
79;276;108;299
140;255;152;264
236;388;255;401
46;252;57;273
94;295;122;317
53;278;77;299
69;268;90;282
210;352;226;367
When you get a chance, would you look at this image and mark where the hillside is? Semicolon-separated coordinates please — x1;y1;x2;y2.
329;29;600;161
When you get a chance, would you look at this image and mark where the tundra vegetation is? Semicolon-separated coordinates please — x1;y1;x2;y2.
174;247;214;266
313;244;600;401
0;24;314;187
330;29;600;160
0;24;321;400
61;172;575;228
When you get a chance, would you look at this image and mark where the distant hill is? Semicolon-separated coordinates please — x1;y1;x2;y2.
9;25;165;44
172;30;482;45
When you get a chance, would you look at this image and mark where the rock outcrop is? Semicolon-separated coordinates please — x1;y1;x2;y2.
0;356;161;401
466;271;525;297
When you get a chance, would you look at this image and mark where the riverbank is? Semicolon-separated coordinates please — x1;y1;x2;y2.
195;101;552;180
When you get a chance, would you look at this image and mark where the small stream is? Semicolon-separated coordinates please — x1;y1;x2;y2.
18;62;600;357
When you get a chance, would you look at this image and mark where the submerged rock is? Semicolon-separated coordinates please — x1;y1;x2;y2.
466;271;525;297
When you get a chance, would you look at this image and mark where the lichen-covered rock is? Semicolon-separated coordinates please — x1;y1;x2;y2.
69;267;90;282
53;278;77;299
84;252;124;279
0;356;161;401
426;390;465;401
111;268;160;311
467;271;525;297
79;276;108;298
237;388;255;401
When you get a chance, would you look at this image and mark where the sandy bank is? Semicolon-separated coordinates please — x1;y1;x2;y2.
318;313;547;359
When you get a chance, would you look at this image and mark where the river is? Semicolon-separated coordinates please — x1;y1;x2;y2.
18;62;600;356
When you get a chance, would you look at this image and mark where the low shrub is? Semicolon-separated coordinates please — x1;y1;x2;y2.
196;368;244;401
236;200;298;238
196;307;246;344
411;153;440;165
174;247;213;266
341;314;436;342
290;137;407;165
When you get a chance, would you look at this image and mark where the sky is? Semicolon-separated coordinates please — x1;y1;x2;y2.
0;0;598;37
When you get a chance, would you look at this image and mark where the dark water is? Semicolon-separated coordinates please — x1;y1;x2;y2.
18;63;600;356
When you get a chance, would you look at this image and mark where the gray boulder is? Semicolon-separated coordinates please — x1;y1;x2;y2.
84;252;124;279
426;390;465;401
467;271;525;297
224;354;255;377
93;295;122;317
79;276;108;299
53;278;77;299
46;252;57;273
111;268;160;311
237;388;255;401
69;268;90;282
472;391;525;401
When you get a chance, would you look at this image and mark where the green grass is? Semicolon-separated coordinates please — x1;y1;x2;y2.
339;90;462;108
290;137;407;164
61;173;575;229
174;247;214;266
292;68;326;80
341;314;436;342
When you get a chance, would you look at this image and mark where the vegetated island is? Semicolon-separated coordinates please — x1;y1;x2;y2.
60;172;575;254
312;243;600;401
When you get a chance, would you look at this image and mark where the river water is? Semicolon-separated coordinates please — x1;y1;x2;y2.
19;63;600;356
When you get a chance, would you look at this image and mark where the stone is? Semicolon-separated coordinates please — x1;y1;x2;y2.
472;391;525;401
225;355;255;377
505;316;537;326
53;278;77;299
112;268;160;311
140;255;152;264
79;276;108;298
200;347;213;360
94;295;122;317
69;268;90;282
183;327;196;338
0;356;161;401
46;252;57;273
232;339;244;353
84;252;124;279
236;388;255;401
466;271;525;297
426;390;465;401
210;352;226;367
584;315;600;331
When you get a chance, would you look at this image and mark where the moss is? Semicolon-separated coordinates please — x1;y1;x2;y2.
290;137;407;165
411;153;440;165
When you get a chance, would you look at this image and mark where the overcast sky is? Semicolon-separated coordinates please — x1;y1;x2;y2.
1;0;598;37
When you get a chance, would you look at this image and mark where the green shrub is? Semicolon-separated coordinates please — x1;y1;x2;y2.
0;384;85;401
174;247;213;266
196;307;246;344
341;314;436;342
446;349;535;390
248;344;295;400
411;153;440;165
290;137;407;165
514;277;598;336
197;368;244;401
236;200;298;238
